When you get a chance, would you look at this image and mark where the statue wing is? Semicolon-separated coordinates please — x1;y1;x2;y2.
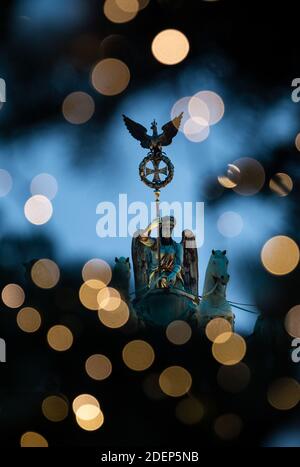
181;229;199;296
159;112;183;146
122;114;151;149
131;231;151;298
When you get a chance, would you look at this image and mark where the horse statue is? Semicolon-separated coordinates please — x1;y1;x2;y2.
131;216;200;327
199;249;235;327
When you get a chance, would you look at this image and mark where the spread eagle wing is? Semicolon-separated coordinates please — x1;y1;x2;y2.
159;112;183;146
131;230;151;299
181;229;199;297
122;114;151;149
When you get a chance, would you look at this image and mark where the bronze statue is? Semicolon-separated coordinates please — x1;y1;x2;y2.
122;113;183;152
123;112;200;326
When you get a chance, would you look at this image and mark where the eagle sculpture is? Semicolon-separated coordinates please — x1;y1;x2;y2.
122;112;183;150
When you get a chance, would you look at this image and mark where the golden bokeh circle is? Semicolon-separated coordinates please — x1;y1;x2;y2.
20;431;48;447
47;325;73;352
159;366;192;397
79;280;105;310
76;410;104;431
82;259;112;286
62;92;95;125
98;300;130;328
1;283;25;308
166;320;192;345
205;318;232;343
122;340;155;371
218;163;241;189
151;29;190;65
91;58;130;96
214;414;243;440
261;235;299;276
31;259;60;289
104;0;138;23
268;377;300;410
269;173;293;197
232;157;265;196
85;354;112;380
17;307;42;333
285;305;300;338
24;194;53;225
295;133;300;151
97;287;121;311
212;332;246;366
42;395;69;422
76;404;101;421
175;397;204;425
72;394;100;415
217;362;251;393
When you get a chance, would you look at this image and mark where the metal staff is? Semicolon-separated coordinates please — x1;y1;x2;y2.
154;189;161;284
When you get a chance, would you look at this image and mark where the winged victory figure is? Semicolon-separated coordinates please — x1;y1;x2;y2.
122;113;183;151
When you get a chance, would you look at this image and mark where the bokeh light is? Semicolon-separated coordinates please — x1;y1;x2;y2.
30;173;58;200
232;157;265;196
62;91;95;124
104;0;138;23
175;396;204;425
72;394;104;431
189;91;224;125
269;173;293;197
171;96;193;131
212;332;246;365
72;394;100;415
218;163;241;189
214;414;243;440
295;133;300;151
159;366;192;397
98;300;130;328
122;340;155;371
20;431;48;447
261;235;299;276
217;211;243;238
76;411;104;431
24;195;53;225
17;307;41;333
1;283;25;308
31;259;60;289
82;259;112;286
183;117;210;143
166;320;192;345
151;29;190;65
0;169;12;197
85;354;112;380
267;377;300;410
47;325;73;351
79;280;105;310
91;58;130;96
285;305;300;338
217;362;251;393
97;287;121;311
137;0;150;10
205;318;232;343
42;395;69;422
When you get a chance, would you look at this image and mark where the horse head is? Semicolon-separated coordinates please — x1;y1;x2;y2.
208;249;230;286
